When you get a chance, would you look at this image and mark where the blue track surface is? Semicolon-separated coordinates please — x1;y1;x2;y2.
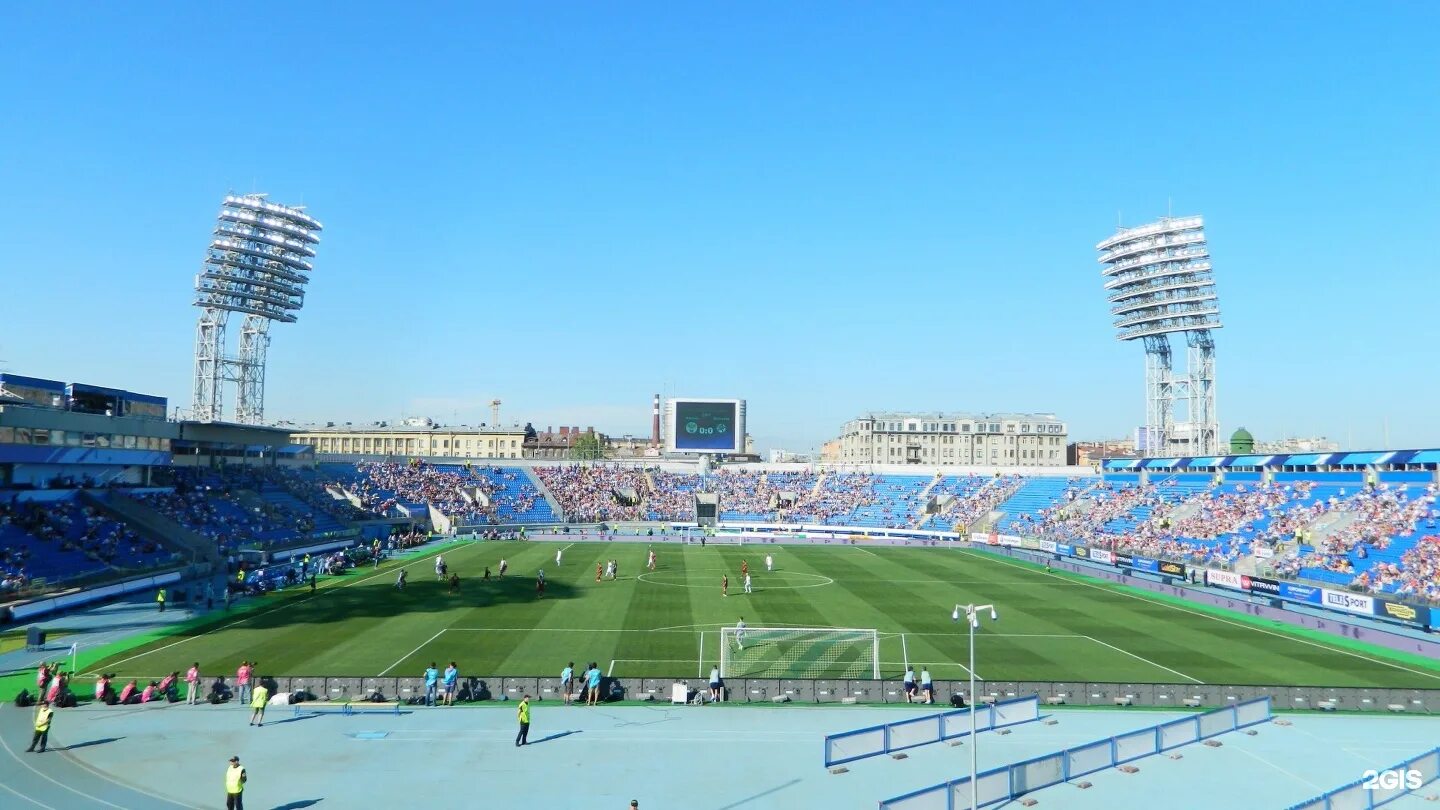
2;699;1439;808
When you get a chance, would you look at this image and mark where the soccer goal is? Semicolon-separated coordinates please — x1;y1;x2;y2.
718;627;880;679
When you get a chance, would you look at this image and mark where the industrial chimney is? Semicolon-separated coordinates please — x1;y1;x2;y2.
651;394;661;447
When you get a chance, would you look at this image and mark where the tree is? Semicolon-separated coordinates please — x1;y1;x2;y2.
570;432;606;460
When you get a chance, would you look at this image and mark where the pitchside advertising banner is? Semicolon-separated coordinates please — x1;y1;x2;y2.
1321;588;1374;616
967;533;1430;629
1157;560;1187;577
1373;597;1432;628
1278;582;1323;605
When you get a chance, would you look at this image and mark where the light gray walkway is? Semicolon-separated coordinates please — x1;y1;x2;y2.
2;700;1438;809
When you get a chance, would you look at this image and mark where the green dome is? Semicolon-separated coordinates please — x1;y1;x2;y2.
1228;427;1256;454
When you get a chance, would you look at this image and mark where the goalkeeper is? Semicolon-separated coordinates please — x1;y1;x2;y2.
734;617;746;649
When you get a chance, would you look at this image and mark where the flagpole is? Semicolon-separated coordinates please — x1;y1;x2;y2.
71;642;78;676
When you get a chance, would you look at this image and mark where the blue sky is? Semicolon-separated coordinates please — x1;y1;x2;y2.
2;2;1437;453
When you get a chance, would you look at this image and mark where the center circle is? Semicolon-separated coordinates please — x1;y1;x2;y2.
636;568;834;589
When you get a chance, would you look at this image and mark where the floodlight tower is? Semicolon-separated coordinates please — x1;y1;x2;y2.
192;194;323;424
1097;215;1221;456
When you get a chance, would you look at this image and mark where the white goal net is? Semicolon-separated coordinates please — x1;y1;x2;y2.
718;627;880;679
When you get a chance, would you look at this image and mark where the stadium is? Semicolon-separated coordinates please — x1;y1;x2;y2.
3;367;1440;808
5;7;1440;810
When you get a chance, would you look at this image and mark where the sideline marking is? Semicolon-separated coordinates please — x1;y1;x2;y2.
378;629;446;677
962;550;1440;683
1082;635;1203;684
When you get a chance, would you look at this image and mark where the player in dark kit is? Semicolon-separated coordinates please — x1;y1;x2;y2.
722;574;729;597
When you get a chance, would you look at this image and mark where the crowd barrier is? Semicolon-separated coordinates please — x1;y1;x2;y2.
1285;747;1440;810
879;697;1272;809
110;676;1440;713
824;695;1039;768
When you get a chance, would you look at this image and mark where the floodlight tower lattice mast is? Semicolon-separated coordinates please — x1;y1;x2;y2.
192;194;323;424
1097;216;1221;456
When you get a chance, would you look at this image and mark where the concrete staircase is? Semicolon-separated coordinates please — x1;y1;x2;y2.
1306;510;1358;547
524;468;565;522
80;490;220;564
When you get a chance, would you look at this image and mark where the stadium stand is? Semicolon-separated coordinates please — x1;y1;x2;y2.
0;496;176;590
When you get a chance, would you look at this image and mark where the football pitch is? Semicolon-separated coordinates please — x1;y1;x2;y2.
86;539;1440;688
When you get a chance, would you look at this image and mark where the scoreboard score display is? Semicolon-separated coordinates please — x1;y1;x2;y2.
667;398;745;454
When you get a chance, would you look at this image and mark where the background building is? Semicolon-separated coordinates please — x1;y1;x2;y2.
290;419;528;459
835;412;1068;466
1255;435;1340;454
1067;439;1136;467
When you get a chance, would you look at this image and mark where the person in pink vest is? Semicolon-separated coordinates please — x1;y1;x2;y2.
157;671;181;701
119;680;138;704
186;663;202;705
236;662;252;706
45;671;65;704
141;681;157;703
36;663;51;691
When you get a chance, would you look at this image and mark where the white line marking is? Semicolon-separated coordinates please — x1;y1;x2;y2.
851;546;883;559
56;742;202;809
963;550;1440;682
0;724;128;809
0;780;54;810
86;545;472;675
379;629;446;676
1229;744;1325;789
1082;635;1204;684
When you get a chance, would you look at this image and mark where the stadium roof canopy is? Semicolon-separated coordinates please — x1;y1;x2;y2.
1100;448;1440;471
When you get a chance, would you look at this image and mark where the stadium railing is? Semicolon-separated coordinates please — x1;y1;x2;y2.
878;696;1272;810
824;695;1039;768
166;676;1440;714
1284;747;1440;810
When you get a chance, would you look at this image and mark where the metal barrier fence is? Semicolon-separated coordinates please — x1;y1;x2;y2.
170;676;1440;712
1285;748;1440;810
823;695;1039;768
879;697;1272;809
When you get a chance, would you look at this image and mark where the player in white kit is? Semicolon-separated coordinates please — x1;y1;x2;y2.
765;554;773;572
555;547;563;566
735;617;747;649
743;573;752;593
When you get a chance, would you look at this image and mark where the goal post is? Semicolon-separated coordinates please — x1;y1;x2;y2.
718;627;880;680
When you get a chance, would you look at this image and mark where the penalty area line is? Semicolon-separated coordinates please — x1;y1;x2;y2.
378;629;446;677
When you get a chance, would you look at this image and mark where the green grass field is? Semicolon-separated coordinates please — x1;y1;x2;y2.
84;539;1440;688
